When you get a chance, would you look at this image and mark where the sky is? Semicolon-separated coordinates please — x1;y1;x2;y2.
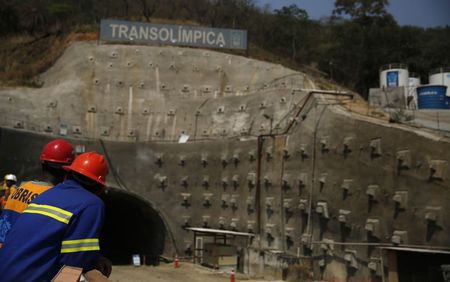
257;0;450;28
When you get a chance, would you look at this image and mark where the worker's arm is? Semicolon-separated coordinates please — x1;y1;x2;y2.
91;255;112;277
59;202;105;272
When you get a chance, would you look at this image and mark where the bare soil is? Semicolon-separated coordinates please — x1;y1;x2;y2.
109;263;280;282
0;32;97;86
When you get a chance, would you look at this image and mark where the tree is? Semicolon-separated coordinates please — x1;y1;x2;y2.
0;0;20;35
47;1;75;32
18;0;51;35
273;5;308;61
139;0;156;22
333;0;389;19
330;0;400;97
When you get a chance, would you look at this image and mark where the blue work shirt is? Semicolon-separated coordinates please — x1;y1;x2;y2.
0;179;105;282
0;181;53;243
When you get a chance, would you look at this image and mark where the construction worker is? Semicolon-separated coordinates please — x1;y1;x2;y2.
0;139;74;246
0;176;8;200
0;151;110;281
0;174;18;207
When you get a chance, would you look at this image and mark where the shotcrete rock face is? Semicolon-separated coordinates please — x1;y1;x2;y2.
3;41;450;280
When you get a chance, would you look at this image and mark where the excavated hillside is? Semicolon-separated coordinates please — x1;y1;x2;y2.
0;37;449;282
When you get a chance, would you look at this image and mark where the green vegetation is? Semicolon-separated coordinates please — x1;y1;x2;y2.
0;0;448;97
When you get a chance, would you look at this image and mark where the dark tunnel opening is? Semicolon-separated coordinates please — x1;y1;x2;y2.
99;188;166;265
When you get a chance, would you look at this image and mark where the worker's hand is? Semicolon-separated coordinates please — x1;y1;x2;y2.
93;255;112;277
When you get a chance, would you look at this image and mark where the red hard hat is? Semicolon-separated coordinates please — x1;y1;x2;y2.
63;152;109;186
40;139;74;165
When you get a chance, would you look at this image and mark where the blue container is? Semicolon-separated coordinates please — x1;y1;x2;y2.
416;85;449;109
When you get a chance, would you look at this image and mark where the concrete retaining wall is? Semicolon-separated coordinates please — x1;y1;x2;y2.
0;42;449;281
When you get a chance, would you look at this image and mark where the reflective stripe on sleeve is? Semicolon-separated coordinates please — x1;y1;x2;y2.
61;238;100;253
23;203;73;224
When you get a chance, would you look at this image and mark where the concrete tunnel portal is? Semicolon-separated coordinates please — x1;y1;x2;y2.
2;41;450;280
99;188;167;265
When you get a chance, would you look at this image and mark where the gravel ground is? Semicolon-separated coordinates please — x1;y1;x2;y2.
109;262;282;282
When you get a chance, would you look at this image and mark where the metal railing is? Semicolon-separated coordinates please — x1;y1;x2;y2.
430;67;450;75
379;63;408;71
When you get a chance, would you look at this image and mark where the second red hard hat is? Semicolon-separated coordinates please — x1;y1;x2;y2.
40;139;74;165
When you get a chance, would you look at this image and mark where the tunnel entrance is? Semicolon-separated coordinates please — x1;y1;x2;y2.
99;188;166;265
396;249;450;282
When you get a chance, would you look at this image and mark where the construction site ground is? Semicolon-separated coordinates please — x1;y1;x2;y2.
110;263;281;282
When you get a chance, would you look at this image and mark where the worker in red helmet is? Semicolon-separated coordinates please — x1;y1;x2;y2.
0;152;111;281
0;139;74;246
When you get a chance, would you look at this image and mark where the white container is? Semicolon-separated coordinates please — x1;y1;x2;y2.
408;76;421;87
380;63;409;88
429;67;450;96
407;74;421;109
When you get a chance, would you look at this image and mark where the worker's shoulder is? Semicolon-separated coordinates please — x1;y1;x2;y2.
43;180;103;208
20;180;52;188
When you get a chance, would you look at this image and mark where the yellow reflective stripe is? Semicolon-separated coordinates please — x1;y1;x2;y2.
23;210;70;224
28;203;73;217
61;238;100;253
23;203;73;224
62;238;99;245
61;246;100;253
